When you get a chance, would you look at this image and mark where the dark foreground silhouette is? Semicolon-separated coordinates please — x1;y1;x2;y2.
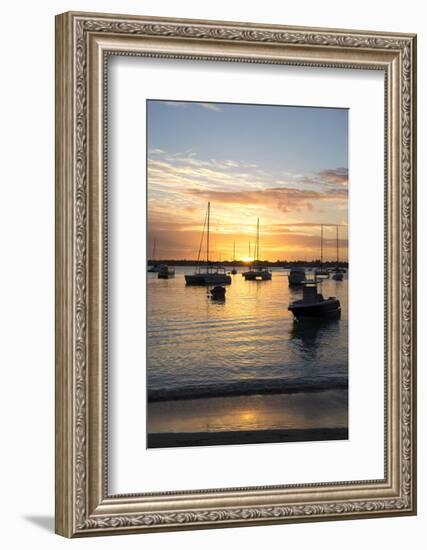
148;427;348;448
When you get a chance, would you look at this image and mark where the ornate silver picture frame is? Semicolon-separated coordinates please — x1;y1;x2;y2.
55;11;416;537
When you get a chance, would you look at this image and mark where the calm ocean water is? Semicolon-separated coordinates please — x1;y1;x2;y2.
147;267;348;401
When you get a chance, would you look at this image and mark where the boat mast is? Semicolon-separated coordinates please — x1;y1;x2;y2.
233;241;236;262
152;238;156;262
206;202;210;269
320;224;323;267
249;241;251;261
257;218;260;263
336;224;339;267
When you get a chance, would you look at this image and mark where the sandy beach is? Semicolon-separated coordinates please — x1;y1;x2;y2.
147;389;348;448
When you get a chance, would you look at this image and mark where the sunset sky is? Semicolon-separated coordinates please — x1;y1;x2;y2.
147;100;348;262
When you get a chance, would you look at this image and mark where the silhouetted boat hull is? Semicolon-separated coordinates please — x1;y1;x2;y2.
289;299;341;319
158;265;175;279
288;284;341;320
185;271;232;285
243;269;272;281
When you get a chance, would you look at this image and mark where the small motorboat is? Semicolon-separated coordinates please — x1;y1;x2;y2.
288;283;341;319
210;286;226;299
158;265;175;279
288;267;307;286
231;267;237;275
332;271;343;281
147;264;161;273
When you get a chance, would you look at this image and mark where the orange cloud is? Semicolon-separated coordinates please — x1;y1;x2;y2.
186;187;346;213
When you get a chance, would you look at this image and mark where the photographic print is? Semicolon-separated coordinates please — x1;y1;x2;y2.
146;100;349;449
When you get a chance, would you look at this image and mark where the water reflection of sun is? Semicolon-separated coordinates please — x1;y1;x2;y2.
241;411;256;422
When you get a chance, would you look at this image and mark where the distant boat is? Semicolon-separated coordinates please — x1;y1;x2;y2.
315;224;329;278
185;202;232;286
231;242;237;274
147;239;161;272
288;282;341;320
331;225;343;281
158;265;175;279
288;267;307;286
242;218;272;281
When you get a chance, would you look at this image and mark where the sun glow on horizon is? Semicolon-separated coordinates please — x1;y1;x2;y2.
147;100;348;262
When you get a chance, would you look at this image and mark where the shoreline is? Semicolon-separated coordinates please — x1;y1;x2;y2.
148;427;348;448
147;379;348;403
147;390;348;440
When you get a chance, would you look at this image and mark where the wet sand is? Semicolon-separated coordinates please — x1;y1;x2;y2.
147;389;348;448
148;427;348;448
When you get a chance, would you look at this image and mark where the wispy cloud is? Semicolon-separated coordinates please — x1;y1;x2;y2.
186;187;346;213
298;167;348;192
319;167;348;185
146;149;348;260
197;102;223;112
159;101;223;112
163;101;187;108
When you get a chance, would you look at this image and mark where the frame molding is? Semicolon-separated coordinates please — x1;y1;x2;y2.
55;11;416;537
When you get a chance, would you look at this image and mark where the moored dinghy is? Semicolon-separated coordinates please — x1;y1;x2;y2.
332;271;343;281
158;265;175;279
210;285;226;300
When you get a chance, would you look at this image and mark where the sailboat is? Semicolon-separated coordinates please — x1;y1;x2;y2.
332;225;343;281
315;224;329;278
242;241;251;276
147;239;161;273
242;219;272;281
185;202;232;286
231;242;237;275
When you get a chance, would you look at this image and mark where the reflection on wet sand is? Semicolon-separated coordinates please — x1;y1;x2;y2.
147;389;348;448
